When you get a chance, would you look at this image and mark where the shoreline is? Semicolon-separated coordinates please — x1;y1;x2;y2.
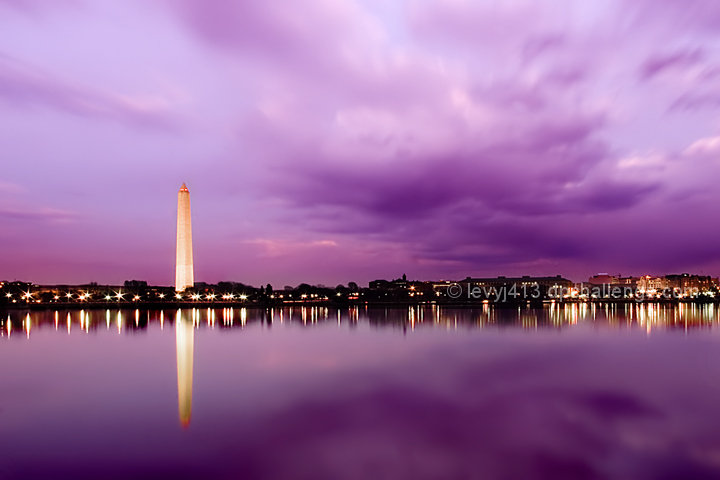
2;298;719;312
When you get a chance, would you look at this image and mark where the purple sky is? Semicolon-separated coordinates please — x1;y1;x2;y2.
2;0;720;286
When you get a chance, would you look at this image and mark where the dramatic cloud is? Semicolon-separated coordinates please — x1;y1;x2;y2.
640;49;705;80
0;53;180;130
2;0;720;285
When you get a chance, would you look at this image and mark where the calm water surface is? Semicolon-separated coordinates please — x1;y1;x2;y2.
2;304;720;479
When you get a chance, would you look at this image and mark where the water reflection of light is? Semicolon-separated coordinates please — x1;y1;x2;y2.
563;304;579;325
13;304;720;340
549;302;560;326
175;310;194;429
520;308;537;329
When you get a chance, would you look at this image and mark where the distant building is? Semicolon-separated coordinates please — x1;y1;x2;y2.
637;276;669;293
588;274;617;285
466;275;573;289
588;274;638;288
369;277;408;290
665;274;716;293
462;275;573;301
369;279;391;289
615;276;639;287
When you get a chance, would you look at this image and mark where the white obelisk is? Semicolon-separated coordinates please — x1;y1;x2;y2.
175;183;194;292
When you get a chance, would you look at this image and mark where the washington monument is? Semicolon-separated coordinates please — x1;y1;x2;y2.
175;183;194;291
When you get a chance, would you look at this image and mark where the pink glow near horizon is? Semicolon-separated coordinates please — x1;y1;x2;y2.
2;0;720;286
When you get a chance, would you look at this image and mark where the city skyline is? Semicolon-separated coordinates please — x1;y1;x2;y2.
3;1;720;286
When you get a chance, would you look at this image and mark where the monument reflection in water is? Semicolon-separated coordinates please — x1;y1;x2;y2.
175;310;194;428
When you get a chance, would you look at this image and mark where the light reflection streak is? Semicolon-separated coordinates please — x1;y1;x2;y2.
6;304;720;342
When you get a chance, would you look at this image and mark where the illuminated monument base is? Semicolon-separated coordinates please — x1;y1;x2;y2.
175;183;194;292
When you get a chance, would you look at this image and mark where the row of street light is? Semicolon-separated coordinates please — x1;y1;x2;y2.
3;291;249;303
